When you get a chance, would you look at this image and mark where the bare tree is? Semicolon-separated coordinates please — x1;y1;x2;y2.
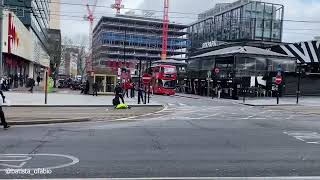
60;34;89;82
48;29;62;88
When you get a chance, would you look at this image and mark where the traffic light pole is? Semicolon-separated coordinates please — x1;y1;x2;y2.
138;59;142;104
296;67;302;104
277;85;280;105
148;60;151;104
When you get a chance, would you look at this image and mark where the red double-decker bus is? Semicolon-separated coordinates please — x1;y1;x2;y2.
150;64;177;95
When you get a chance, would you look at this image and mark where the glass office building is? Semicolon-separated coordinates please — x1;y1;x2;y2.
188;0;284;52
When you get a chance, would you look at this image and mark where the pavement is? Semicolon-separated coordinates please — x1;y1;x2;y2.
0;91;163;125
2;95;320;178
2;106;164;125
2;91;161;106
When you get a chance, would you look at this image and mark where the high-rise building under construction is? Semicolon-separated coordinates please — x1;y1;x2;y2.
91;14;188;93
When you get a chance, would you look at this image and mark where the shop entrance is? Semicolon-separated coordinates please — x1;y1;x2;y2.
94;74;117;94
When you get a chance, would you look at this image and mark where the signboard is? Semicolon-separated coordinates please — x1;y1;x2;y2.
142;73;152;84
275;75;282;85
202;41;227;49
2;10;32;61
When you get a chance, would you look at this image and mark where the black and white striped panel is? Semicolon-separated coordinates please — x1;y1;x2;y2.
271;41;320;64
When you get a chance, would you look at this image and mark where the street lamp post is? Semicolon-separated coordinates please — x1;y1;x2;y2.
138;59;142;104
296;64;305;104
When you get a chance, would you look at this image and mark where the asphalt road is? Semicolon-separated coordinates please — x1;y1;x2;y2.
1;95;320;179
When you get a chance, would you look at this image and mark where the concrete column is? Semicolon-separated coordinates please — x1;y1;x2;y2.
29;62;34;78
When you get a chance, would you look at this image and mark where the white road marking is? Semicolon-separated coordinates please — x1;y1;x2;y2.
0;162;26;168
102;105;168;122
0;154;79;171
241;116;254;120
284;131;320;144
188;113;220;120
0;155;32;162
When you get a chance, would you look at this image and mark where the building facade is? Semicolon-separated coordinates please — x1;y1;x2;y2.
185;0;298;99
49;0;60;30
60;47;80;78
271;40;320;95
188;0;284;54
92;14;188;93
3;0;51;80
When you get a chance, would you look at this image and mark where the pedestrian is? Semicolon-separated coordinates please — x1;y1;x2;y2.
114;83;125;104
0;90;10;129
19;74;23;87
217;84;222;99
36;74;41;86
130;82;135;98
0;77;4;91
13;74;18;88
85;80;90;94
92;82;98;96
4;77;9;91
29;78;35;93
138;86;144;103
124;81;130;98
8;75;13;89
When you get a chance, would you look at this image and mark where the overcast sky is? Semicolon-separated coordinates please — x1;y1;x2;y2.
60;0;320;44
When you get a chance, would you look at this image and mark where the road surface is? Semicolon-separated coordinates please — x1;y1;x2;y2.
1;95;320;179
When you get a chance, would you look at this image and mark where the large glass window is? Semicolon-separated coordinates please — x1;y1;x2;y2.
164;67;176;74
188;1;284;52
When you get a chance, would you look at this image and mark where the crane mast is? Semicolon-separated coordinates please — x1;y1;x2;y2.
161;0;169;60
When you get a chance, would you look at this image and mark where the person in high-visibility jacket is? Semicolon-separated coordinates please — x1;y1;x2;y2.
116;103;131;109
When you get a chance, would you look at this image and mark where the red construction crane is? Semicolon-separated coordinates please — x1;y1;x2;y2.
161;0;169;60
84;0;98;72
112;0;123;14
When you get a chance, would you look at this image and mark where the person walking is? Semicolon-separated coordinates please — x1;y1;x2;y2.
138;86;144;103
85;80;90;94
29;78;35;93
217;84;222;99
114;83;125;104
36;75;41;86
19;74;23;87
0;77;4;91
124;81;130;98
92;82;98;96
0;90;10;129
130;82;135;98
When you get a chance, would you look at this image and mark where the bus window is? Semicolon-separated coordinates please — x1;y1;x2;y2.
164;67;176;74
162;80;176;89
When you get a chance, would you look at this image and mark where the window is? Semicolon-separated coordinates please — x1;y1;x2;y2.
164;67;176;74
159;80;177;89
